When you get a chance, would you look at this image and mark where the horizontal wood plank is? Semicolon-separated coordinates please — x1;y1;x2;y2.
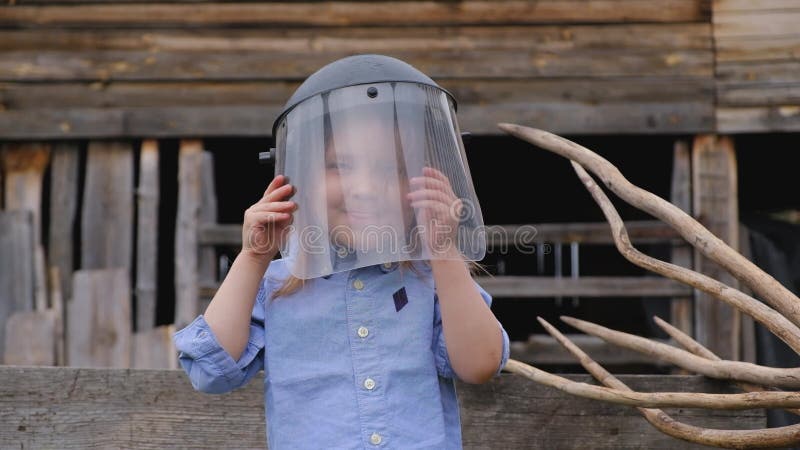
0;25;712;82
0;366;764;449
474;276;692;298
1;1;710;26
512;334;674;366
717;106;800;132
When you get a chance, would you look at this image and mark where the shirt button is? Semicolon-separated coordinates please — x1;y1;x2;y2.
382;262;393;269
353;279;364;290
357;326;369;338
370;433;382;445
363;378;376;390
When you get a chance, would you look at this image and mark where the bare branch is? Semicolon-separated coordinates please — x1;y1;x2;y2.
497;123;800;329
538;317;800;449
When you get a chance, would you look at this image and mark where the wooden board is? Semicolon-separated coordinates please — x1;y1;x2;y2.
135;139;159;331
473;276;692;298
0;368;764;449
133;325;178;369
80;141;134;271
670;140;693;337
3;309;57;366
0;1;710;26
512;335;673;366
67;269;132;368
691;135;739;360
174;140;203;329
0;210;35;363
47;142;80;303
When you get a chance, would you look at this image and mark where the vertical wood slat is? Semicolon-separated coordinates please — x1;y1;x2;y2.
0;211;35;364
48;142;80;303
198;151;218;316
669;140;693;337
68;269;131;368
175;139;203;329
80;141;134;271
691;135;740;360
133;325;178;369
3;309;57;366
737;224;757;364
1;143;51;312
49;266;66;366
136;139;159;332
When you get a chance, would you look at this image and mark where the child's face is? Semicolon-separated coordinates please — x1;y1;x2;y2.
323;119;413;251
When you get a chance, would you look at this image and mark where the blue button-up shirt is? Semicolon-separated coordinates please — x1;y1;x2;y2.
172;258;510;449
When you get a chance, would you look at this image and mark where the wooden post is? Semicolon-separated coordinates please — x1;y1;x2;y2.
133;325;178;369
175;139;203;329
669;140;693;337
80;141;133;271
1;143;51;311
691;135;739;360
68;269;131;368
136;139;159;332
198;151;218;316
0;211;35;363
48;142;80;303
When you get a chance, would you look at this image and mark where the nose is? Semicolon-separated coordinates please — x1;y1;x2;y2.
345;165;382;204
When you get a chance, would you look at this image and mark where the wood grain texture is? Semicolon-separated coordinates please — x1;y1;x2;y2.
3;309;57;366
80;141;134;271
136;139;159;332
47;142;80;304
174;140;203;329
0;368;764;449
0;1;711;26
67;269;132;368
0;211;35;364
133;325;178;369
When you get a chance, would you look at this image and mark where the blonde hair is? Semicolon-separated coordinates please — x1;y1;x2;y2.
270;259;489;301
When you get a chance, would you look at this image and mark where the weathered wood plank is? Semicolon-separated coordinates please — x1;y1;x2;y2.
0;367;764;449
3;309;57;366
133;325;178;369
0;211;35;364
691;135;739;360
714;0;800;11
717;106;800;132
512;335;673;366
713;8;800;38
0;25;712;82
670;140;693;338
199;220;682;247
67;269;132;368
135;139;159;332
47;142;80;304
80;141;134;271
174;140;203;330
48;266;66;366
0;1;711;26
198;151;218;316
0;78;715;137
474;276;693;298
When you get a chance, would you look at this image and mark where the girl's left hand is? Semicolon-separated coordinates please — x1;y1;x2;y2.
407;166;464;256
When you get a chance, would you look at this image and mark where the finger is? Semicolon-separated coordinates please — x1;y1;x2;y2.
251;211;292;226
262;183;295;203
262;175;286;199
423;167;455;191
410;176;456;199
250;201;297;212
406;189;453;206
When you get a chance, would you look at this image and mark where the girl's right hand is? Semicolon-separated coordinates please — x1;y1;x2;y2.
241;174;296;261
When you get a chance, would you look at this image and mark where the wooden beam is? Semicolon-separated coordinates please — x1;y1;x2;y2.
135;139;159;332
174;139;203;329
0;1;711;27
474;276;693;298
80;141;134;271
68;269;132;368
0;210;35;363
669;140;693;338
0;367;763;449
198;221;682;247
691;135;739;360
512;335;673;366
48;142;80;303
0;25;712;82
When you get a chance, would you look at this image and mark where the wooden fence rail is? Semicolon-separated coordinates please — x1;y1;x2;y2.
0;367;764;449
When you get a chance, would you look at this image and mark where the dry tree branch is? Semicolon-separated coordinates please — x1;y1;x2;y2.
537;317;800;449
560;315;800;389
497;123;800;329
654;316;800;416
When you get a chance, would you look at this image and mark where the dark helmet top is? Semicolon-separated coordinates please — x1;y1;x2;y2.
271;54;456;136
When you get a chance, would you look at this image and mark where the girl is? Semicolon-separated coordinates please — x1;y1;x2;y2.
173;54;510;449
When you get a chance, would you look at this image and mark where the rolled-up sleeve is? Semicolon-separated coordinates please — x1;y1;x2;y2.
432;279;511;380
172;275;268;394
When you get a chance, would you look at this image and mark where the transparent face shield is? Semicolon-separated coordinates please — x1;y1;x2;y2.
275;82;485;279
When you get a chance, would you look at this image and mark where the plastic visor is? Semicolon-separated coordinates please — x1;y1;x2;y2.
274;82;485;279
